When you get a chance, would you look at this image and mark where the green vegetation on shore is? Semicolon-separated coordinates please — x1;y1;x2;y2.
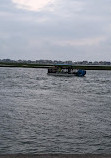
0;62;111;70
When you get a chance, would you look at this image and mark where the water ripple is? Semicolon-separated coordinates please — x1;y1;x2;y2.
0;68;111;154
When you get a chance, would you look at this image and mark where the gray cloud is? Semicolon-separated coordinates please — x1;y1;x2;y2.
0;0;111;61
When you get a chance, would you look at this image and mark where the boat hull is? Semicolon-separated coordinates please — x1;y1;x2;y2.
47;73;77;77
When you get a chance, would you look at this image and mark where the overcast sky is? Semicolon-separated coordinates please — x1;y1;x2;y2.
0;0;111;61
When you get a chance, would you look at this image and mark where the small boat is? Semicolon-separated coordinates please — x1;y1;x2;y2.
47;66;86;77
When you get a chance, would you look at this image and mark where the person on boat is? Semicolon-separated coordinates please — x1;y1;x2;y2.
68;67;71;74
58;67;61;72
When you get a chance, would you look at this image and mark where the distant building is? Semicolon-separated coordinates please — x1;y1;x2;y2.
0;59;111;65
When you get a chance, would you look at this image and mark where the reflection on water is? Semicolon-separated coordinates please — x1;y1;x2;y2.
0;68;111;154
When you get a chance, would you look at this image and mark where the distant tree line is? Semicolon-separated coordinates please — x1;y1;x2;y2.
0;59;111;65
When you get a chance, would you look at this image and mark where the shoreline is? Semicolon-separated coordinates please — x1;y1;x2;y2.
0;154;111;158
0;63;111;70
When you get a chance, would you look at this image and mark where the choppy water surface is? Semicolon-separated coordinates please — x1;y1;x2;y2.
0;67;111;154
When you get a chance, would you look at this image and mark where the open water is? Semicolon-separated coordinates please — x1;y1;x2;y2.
0;67;111;154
